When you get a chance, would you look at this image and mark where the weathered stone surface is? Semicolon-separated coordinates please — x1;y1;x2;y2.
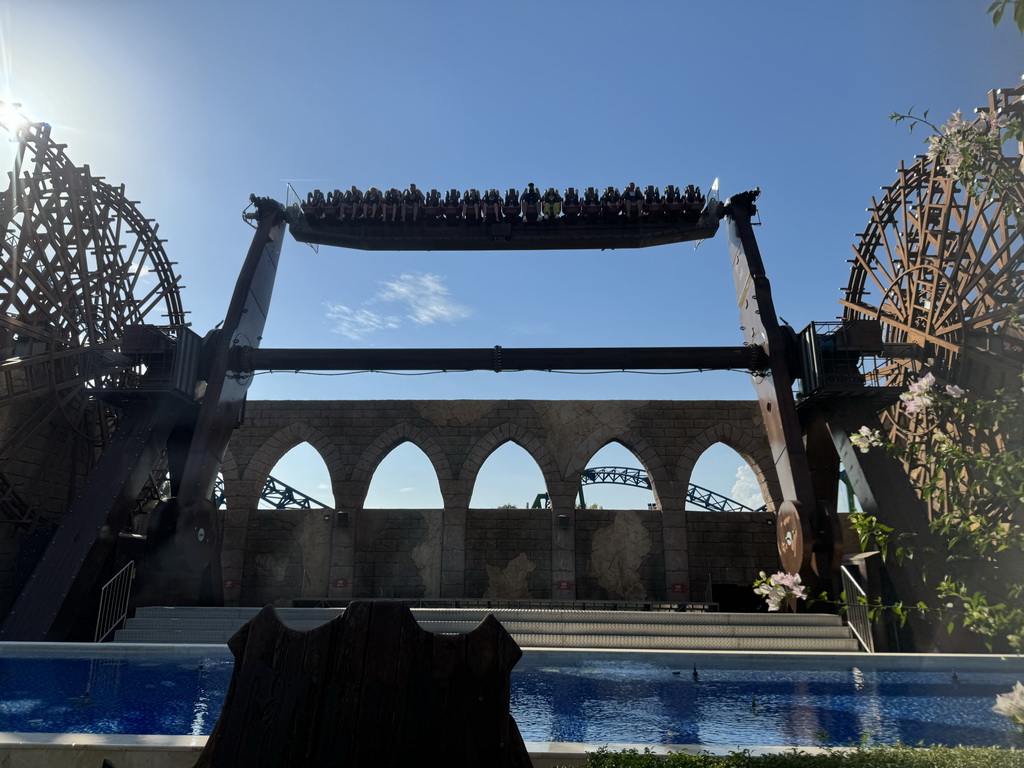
588;511;651;600
483;552;536;599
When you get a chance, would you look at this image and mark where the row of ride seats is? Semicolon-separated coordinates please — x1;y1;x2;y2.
300;183;706;224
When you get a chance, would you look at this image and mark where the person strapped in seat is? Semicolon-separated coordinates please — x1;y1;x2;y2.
542;187;562;220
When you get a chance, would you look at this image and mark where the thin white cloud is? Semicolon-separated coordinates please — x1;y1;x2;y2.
376;273;470;325
326;273;470;339
325;304;400;341
730;465;763;508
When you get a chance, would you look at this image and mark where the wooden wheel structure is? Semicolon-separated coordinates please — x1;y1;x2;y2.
0;111;186;532
841;83;1024;515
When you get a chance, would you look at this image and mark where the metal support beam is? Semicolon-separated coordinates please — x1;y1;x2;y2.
725;190;840;581
240;345;767;373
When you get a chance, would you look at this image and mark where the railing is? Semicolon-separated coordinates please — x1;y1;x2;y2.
840;565;875;653
94;560;135;642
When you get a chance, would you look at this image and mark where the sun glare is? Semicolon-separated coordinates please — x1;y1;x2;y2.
0;100;27;134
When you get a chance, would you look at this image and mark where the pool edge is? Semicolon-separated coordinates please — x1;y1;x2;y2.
0;733;848;768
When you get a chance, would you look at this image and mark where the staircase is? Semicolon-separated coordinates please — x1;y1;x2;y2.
115;606;861;652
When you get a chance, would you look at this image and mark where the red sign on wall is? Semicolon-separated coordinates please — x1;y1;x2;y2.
332;578;349;589
671;582;689;594
223;579;237;589
556;580;574;591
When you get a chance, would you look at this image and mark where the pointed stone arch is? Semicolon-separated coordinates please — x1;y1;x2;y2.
566;430;668;486
565;428;669;510
461;422;558;492
677;424;779;512
242;422;343;510
352;422;453;486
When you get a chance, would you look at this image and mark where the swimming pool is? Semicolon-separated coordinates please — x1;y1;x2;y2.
0;645;1021;749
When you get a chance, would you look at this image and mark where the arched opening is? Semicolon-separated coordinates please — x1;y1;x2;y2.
261;442;334;509
469;442;546;509
578;442;655;510
689;443;766;511
364;442;443;509
688;443;772;612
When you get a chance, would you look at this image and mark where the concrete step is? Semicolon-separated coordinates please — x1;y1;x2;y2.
131;605;846;627
116;605;862;651
122;616;853;639
113;626;860;652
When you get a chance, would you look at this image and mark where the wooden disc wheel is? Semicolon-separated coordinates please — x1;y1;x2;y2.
840;84;1024;514
0;116;185;530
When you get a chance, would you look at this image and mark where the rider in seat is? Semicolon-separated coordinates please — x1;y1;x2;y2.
622;182;643;219
443;189;461;223
502;188;521;221
463;189;482;222
424;188;442;221
364;187;383;221
542;187;562;220
402;183;425;223
483;188;503;222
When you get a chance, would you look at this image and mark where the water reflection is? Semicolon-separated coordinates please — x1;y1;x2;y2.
510;654;1022;747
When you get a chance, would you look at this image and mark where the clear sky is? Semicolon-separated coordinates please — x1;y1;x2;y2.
2;1;1020;510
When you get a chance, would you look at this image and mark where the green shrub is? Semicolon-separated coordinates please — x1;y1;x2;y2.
582;744;1024;767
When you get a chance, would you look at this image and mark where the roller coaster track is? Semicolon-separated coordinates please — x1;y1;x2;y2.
534;466;768;513
213;474;328;511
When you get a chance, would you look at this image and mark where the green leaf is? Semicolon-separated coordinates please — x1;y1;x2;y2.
947;621;955;635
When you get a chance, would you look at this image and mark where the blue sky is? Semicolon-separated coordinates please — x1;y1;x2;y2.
2;1;1019;510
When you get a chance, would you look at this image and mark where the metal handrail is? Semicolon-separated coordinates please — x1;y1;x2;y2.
94;560;135;642
840;565;875;653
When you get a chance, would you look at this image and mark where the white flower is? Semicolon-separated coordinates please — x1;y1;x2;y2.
993;681;1024;726
908;373;936;394
850;426;884;453
945;384;967;398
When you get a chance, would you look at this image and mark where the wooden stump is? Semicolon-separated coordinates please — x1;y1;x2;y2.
194;601;533;768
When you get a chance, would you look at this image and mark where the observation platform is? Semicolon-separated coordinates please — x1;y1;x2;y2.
286;202;723;251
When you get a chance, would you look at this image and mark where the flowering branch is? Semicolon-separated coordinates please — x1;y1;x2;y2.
890;107;1024;218
753;571;808;612
849;364;1024;652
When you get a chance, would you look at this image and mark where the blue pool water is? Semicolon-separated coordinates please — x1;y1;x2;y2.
0;650;1021;748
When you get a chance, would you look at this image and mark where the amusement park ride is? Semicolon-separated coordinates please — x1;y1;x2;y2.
0;82;1021;644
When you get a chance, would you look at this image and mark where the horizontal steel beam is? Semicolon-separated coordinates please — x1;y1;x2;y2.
237;346;767;373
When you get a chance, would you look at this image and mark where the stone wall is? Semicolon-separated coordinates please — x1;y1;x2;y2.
234;504;777;606
575;510;664;600
239;509;332;606
353;510;441;599
465;509;551;599
221;399;782;606
685;510;779;601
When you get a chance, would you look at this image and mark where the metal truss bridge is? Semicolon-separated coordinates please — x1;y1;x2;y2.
213;475;329;511
534;467;767;513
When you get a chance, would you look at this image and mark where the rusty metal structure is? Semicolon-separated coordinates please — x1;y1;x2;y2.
0;82;1020;647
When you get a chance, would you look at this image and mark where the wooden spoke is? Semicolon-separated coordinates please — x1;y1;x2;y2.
0;119;185;527
842;83;1024;524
